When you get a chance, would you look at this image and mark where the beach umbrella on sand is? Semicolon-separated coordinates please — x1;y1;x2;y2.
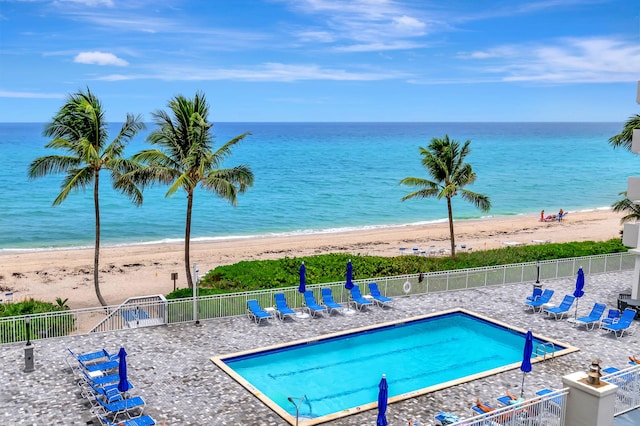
117;347;130;394
298;262;306;293
573;267;585;318
520;331;533;398
345;259;354;290
376;374;388;426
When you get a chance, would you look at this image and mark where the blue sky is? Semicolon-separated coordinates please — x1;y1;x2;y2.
1;0;639;122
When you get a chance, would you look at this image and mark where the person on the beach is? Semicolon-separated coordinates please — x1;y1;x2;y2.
540;210;544;221
475;399;494;413
558;209;564;222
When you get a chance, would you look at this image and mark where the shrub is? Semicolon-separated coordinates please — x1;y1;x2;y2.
164;239;626;299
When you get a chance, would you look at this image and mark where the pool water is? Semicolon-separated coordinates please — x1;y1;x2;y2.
214;310;572;424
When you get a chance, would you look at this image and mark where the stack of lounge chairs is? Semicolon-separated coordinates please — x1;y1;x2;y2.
67;347;157;426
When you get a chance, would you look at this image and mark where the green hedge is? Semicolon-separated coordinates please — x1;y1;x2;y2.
166;238;626;299
0;299;75;343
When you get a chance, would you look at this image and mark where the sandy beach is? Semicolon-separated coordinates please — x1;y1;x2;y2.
0;209;625;309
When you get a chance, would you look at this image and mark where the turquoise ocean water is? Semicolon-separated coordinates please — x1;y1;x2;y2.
0;122;636;250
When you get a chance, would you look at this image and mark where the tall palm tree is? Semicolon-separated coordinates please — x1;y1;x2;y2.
133;92;254;289
28;88;145;306
400;135;491;258
608;114;640;150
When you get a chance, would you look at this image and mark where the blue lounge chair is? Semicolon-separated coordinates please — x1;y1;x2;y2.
599;308;621;329
91;395;146;421
121;308;151;327
543;294;575;320
574;303;606;330
303;290;327;317
349;285;373;311
82;358;119;373
496;393;524;407
526;287;543;302
68;347;118;365
83;379;134;404
535;388;563;409
368;282;393;307
602;308;637;338
524;289;554;312
246;299;272;324
320;288;345;315
274;293;296;320
79;370;122;387
471;400;497;416
97;414;156;426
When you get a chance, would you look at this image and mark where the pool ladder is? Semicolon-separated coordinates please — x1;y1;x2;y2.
535;342;556;361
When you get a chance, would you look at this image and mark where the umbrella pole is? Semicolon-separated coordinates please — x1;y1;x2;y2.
521;372;526;398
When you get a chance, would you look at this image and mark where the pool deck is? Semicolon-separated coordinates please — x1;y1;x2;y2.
1;270;639;425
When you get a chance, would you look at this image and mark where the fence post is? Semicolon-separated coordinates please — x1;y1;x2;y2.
562;371;617;426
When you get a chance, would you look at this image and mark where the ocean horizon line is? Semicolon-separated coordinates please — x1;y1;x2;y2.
0;120;624;125
0;206;612;254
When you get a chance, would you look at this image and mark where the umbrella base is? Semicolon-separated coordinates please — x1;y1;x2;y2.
295;311;310;319
343;308;356;315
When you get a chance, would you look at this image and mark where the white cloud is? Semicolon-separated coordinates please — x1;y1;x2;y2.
56;0;115;7
94;62;406;82
282;0;431;52
0;90;64;99
74;51;128;66
462;37;640;84
334;41;425;53
392;15;426;33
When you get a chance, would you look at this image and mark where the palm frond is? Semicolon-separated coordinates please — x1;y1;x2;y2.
28;155;82;179
52;167;94;205
609;115;640;150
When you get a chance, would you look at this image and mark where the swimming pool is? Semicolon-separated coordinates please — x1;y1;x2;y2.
212;308;577;425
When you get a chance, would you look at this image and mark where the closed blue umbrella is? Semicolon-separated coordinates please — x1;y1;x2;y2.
299;262;306;293
345;260;354;290
573;267;585;318
377;374;388;426
117;347;130;394
520;331;533;397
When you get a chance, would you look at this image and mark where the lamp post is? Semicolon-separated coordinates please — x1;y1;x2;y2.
287;395;306;426
24;316;34;372
25;315;31;346
193;263;200;326
534;260;542;290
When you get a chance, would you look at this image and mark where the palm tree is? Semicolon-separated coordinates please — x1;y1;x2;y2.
400;135;491;257
612;192;640;224
28;88;145;306
608;114;640;150
133;92;254;289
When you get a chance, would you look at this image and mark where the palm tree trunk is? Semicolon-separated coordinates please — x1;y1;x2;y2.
447;196;456;258
94;172;107;306
185;191;194;289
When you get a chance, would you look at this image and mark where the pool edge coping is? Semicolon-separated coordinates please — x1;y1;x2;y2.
210;307;580;425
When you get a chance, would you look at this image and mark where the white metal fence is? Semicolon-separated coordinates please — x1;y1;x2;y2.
448;388;568;426
602;364;640;416
0;252;634;345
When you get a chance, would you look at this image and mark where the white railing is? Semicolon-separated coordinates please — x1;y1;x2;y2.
602;364;640;416
0;252;633;345
449;388;569;426
90;295;167;333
